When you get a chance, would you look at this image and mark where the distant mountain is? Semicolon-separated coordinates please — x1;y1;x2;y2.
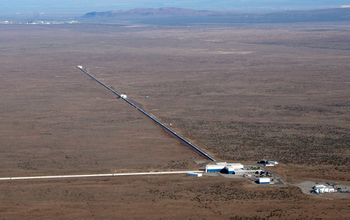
82;7;350;24
83;8;224;18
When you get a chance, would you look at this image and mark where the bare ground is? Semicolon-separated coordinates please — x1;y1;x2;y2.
0;22;349;218
1;175;350;219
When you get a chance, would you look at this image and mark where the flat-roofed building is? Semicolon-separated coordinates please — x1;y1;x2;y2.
258;177;270;184
313;185;335;194
187;173;202;177
205;162;244;173
205;164;226;173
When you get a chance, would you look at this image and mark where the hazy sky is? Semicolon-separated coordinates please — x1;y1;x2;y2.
1;0;349;16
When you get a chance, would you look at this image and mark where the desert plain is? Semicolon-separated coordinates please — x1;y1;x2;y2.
0;21;349;219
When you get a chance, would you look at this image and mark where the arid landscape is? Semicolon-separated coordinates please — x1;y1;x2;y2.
0;18;349;219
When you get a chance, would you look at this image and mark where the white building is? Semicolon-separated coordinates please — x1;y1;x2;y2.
265;161;278;166
205;162;244;174
120;94;127;99
233;170;263;175
205;164;226;173
259;159;279;166
187;173;202;177
313;185;335;194
265;163;274;167
258;177;270;184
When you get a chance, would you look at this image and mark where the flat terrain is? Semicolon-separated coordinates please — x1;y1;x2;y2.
0;24;206;178
0;22;349;218
1;175;350;219
78;22;350;182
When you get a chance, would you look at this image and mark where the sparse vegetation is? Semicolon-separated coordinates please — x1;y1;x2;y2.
0;21;349;219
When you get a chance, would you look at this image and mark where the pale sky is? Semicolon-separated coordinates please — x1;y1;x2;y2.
1;0;348;16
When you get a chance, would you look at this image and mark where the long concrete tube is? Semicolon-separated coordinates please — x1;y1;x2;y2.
77;66;216;162
0;171;204;181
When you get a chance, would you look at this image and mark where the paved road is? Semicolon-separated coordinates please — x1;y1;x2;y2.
0;170;204;181
77;66;215;161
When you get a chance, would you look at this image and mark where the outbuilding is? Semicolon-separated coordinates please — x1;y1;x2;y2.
266;161;279;166
233;170;263;175
187;173;202;177
258;177;270;184
313;185;335;194
258;159;268;164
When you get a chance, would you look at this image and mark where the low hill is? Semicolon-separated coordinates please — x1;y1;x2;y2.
82;7;350;24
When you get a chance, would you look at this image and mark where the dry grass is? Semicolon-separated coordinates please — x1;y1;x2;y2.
0;22;349;218
0;25;204;177
1;175;349;219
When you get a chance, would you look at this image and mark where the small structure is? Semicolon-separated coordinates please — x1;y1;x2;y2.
258;159;268;164
266;161;279;166
120;94;127;99
258;177;270;184
187;173;202;177
313;185;335;194
77;65;83;69
258;159;279;166
233;169;263;175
